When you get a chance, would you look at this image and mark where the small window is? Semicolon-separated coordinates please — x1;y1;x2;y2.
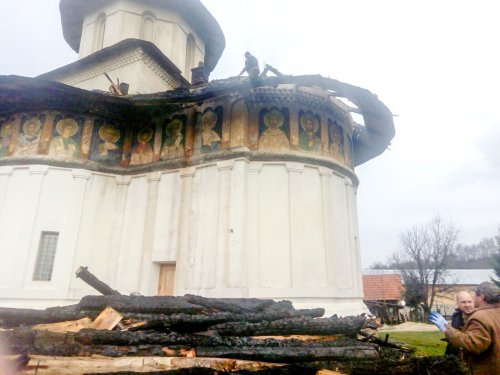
141;13;156;42
33;232;59;281
185;34;196;79
94;13;106;51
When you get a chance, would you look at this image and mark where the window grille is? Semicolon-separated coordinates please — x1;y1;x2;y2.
33;232;59;281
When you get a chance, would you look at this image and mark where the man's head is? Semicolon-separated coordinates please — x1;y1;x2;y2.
456;291;474;314
474;282;500;307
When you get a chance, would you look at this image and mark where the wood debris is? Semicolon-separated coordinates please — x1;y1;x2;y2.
0;295;466;374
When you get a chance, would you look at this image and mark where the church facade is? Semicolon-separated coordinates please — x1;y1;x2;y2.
0;0;394;316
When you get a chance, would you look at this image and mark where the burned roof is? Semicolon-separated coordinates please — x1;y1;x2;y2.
0;74;394;167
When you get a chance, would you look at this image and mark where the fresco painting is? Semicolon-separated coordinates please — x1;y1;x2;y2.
161;118;185;160
258;108;290;151
90;122;123;163
329;119;344;163
15;116;43;155
130;126;154;165
0;107;353;167
0;119;17;158
199;108;222;152
298;112;321;153
48;118;81;158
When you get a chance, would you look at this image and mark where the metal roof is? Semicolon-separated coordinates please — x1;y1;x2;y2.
363;269;496;286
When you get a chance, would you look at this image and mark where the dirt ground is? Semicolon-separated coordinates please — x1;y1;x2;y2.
378;322;440;332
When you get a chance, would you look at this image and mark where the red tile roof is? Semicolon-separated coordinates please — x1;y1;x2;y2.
363;274;403;301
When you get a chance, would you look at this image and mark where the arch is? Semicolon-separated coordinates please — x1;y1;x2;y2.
93;13;106;52
185;34;196;80
141;12;156;42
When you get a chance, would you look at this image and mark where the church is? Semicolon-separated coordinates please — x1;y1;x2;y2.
0;0;394;316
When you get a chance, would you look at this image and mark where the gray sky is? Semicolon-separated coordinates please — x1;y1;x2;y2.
1;0;499;267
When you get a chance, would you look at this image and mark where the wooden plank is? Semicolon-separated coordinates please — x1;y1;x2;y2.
22;356;284;374
90;307;122;330
33;318;93;333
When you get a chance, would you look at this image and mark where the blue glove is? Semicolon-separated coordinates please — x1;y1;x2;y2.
429;312;447;332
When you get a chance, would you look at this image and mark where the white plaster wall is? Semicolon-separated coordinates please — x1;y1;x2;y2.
57;49;178;94
79;0;205;79
0;160;366;315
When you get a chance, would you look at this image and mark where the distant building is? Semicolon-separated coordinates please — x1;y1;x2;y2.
362;269;495;318
362;273;403;323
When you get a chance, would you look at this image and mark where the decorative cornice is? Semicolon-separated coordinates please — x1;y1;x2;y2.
217;160;234;171
29;165;49;175
72;169;92;180
286;162;304;173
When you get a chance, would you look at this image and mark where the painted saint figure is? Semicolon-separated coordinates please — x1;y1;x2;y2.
298;113;321;153
259;109;289;151
97;123;121;162
0;121;16;157
49;118;79;158
329;121;344;163
161;119;184;159
15;117;42;155
200;110;221;152
130;126;154;165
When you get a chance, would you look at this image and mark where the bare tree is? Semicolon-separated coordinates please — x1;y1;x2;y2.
392;216;459;320
492;228;500;287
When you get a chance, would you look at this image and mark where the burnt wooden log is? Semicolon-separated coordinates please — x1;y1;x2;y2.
75;329;207;346
122;308;325;332
195;346;378;362
211;315;366;337
75;266;121;296
182;294;275;313
0;305;94;328
358;330;414;353
74;328;365;349
77;295;205;314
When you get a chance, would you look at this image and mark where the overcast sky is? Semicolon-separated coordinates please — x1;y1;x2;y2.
1;1;499;267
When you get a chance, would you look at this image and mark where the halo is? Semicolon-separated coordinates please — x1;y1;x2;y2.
0;122;14;138
137;127;153;143
55;118;78;137
22;117;42;135
263;109;284;128
98;124;121;143
299;114;319;133
202;110;217;127
166;119;183;135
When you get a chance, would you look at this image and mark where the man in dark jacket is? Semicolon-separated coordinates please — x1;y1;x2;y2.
430;282;500;375
445;290;475;355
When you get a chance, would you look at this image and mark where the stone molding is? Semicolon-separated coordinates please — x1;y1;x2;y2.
61;47;181;89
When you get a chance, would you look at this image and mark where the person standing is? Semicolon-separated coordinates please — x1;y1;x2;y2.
445;291;475;355
430;282;500;375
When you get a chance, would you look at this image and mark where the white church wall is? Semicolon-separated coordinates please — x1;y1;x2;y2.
0;160;365;314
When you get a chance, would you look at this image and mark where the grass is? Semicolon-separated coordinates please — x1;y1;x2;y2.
378;331;447;356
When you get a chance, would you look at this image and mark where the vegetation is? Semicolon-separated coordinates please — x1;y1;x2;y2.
492;228;500;287
379;331;447;356
390;216;459;320
372;227;499;270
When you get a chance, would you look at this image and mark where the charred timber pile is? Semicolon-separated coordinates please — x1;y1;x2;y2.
0;295;465;374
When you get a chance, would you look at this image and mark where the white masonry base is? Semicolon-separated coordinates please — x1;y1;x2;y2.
0;158;365;316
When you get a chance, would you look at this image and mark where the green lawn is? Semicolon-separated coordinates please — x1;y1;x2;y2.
378;331;447;356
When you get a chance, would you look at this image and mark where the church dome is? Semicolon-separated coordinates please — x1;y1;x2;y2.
59;0;225;72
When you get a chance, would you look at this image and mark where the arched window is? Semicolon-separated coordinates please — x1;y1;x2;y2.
94;13;106;52
141;12;156;42
185;34;195;79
